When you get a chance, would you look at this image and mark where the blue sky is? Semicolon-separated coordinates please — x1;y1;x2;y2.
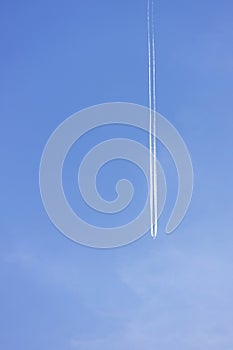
1;0;233;349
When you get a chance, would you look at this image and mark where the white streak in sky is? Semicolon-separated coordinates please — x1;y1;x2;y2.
147;0;157;238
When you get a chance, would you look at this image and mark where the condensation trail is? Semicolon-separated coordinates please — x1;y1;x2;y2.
147;0;157;238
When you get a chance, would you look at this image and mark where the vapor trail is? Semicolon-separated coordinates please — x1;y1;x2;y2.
147;0;157;238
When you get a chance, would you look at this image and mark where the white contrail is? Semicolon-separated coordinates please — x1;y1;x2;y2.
147;0;157;238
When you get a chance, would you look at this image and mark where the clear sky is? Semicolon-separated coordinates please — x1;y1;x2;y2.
1;0;233;349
